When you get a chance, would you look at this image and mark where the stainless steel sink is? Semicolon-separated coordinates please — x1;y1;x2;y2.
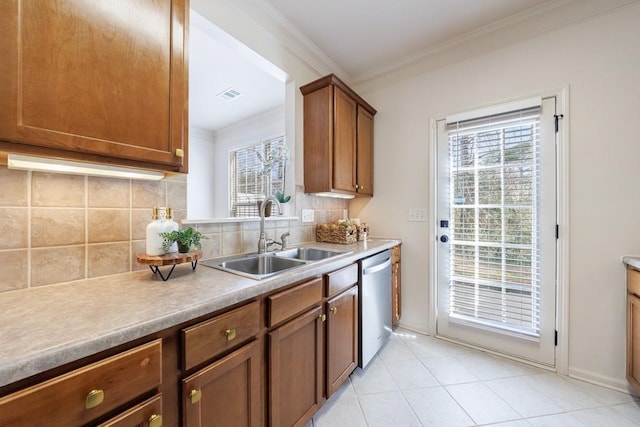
200;253;307;280
274;247;349;261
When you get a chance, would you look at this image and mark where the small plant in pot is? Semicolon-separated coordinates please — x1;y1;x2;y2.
160;227;207;254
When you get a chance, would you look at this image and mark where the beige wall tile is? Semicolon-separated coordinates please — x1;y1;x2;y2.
132;181;165;208
32;172;84;207
31;209;85;247
242;229;260;253
222;231;242;256
131;240;147;271
132;209;153;240
200;233;221;259
167;181;187;209
0;167;28;207
31;246;85;287
0;208;28;250
88;210;130;243
88;177;130;208
0;250;28;292
88;243;130;278
197;223;221;234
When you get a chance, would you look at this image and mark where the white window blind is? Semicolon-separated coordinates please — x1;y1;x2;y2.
229;136;286;217
446;106;542;337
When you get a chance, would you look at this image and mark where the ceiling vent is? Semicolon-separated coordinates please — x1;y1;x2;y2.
217;87;242;101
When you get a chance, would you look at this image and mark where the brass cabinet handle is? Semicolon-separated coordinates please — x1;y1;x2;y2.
189;389;202;404
318;313;326;322
85;389;104;409
330;307;338;315
225;329;237;341
175;148;184;158
148;414;162;427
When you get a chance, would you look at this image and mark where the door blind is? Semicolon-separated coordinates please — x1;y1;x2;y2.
446;106;542;337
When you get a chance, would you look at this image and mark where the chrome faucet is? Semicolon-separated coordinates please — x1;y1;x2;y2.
258;196;282;253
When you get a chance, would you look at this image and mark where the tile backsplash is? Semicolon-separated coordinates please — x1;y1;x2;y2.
0;166;347;293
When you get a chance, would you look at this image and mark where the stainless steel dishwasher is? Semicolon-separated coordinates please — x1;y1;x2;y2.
359;249;392;368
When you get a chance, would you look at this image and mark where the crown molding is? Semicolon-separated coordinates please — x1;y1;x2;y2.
227;0;351;82
353;0;639;90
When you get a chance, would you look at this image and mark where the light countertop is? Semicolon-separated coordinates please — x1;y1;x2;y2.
622;256;640;271
0;238;400;388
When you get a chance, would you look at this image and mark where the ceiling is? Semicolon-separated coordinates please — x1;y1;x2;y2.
189;0;554;132
263;0;551;80
189;11;286;132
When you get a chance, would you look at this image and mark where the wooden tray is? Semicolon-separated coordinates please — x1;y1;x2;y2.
137;251;202;280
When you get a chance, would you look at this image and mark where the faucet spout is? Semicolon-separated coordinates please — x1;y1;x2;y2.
258;196;282;254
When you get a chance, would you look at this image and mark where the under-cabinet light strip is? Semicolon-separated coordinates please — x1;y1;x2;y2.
7;154;165;181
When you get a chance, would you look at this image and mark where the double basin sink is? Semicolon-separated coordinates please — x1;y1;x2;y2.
200;247;351;280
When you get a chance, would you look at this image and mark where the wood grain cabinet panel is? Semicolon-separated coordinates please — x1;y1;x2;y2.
269;306;324;427
182;300;260;371
325;263;358;298
267;277;323;327
326;286;358;397
391;244;402;327
0;0;189;172
182;340;262;427
0;340;162;427
628;268;640;393
97;394;163;427
301;74;376;197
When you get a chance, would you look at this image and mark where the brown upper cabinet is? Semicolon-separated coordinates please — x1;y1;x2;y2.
301;74;376;197
0;0;189;173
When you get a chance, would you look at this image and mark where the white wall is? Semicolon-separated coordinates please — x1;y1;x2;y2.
187;127;216;218
350;3;640;391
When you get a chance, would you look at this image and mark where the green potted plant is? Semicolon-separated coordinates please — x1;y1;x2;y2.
159;227;207;254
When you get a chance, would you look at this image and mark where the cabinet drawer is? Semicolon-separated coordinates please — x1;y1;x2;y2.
0;340;162;427
97;393;163;427
183;300;260;371
629;267;640;297
325;264;358;298
268;278;323;327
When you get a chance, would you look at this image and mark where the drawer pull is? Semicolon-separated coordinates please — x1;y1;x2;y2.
330;307;338;315
85;389;104;409
175;148;184;158
148;414;162;427
225;329;237;341
319;313;326;322
189;389;202;404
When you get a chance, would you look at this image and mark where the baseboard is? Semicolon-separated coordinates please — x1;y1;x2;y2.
568;366;639;397
395;322;430;337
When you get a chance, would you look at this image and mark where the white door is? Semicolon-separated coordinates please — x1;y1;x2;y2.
436;96;557;367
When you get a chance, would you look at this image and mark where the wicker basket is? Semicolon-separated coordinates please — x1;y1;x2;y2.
316;222;357;244
357;223;369;241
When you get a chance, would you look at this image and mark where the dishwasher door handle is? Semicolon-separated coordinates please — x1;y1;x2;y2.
363;258;391;275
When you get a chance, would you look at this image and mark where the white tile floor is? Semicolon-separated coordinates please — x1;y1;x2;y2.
310;329;640;426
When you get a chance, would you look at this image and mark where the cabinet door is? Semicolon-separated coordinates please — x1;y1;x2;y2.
356;106;374;196
333;86;357;193
269;305;324;427
182;340;262;427
629;293;640;393
326;286;358;398
0;0;188;172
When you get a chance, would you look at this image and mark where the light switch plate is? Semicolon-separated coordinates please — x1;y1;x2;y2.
302;209;315;223
408;207;427;222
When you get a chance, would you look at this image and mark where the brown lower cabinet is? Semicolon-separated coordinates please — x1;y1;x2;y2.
182;339;262;427
0;340;162;426
269;305;325;427
326;286;358;398
627;267;640;393
0;261;375;427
